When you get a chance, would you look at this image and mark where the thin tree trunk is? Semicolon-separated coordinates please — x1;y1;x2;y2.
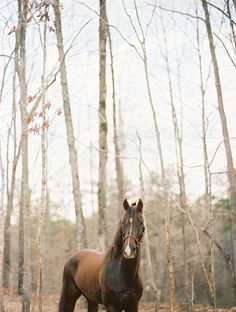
98;0;108;250
3;70;20;289
137;134;161;312
37;7;48;312
0;18;17;295
202;228;236;291
202;0;236;275
160;13;190;308
52;0;87;249
122;2;176;307
15;0;31;309
196;13;216;307
0;143;5;311
107;27;124;216
141;27;176;312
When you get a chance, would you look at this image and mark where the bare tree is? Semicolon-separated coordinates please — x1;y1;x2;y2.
196;10;216;307
3;71;20;289
202;0;236;276
37;3;49;311
107;27;124;217
137;133;161;312
160;11;190;308
98;0;108;249
15;0;31;310
0;142;5;311
121;2;176;309
0;15;17;294
52;0;87;249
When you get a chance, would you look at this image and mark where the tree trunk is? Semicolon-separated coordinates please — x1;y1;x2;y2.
15;3;31;311
0;143;5;311
202;0;236;275
98;0;108;250
52;0;87;249
3;71;20;289
196;13;216;306
160;14;190;307
137;134;161;311
37;7;48;312
108;27;124;217
142;32;176;312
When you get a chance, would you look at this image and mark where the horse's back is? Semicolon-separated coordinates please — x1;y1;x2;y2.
68;249;105;303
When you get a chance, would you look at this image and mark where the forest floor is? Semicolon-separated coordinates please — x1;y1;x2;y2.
3;294;236;312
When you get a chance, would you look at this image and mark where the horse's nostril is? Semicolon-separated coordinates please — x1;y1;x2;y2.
131;245;137;253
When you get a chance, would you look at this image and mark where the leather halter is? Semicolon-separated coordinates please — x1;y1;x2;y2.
122;234;142;248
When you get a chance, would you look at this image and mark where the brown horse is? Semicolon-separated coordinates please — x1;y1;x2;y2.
58;199;145;312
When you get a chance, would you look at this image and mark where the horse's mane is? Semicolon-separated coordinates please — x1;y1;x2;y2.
105;219;123;260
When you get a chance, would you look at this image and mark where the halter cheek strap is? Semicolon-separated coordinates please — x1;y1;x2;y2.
122;217;143;248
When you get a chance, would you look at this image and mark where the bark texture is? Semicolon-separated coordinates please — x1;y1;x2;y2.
0;144;5;311
98;0;108;249
37;8;48;312
15;3;31;311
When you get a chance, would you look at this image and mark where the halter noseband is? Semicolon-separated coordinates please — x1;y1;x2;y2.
122;234;142;248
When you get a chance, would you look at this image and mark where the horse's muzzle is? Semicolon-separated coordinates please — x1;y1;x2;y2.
123;243;137;259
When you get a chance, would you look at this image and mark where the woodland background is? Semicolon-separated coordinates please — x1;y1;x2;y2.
0;0;236;311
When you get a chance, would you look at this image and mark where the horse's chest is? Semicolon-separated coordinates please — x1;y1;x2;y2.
107;288;138;307
104;276;142;309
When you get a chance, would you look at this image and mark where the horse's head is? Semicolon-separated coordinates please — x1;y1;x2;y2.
121;198;145;259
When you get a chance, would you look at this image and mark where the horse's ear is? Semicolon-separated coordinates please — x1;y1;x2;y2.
137;199;143;213
123;199;129;211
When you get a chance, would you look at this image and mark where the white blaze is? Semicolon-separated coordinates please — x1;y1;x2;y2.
124;218;133;257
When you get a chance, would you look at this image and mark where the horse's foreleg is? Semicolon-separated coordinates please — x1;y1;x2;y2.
125;304;138;312
87;299;99;312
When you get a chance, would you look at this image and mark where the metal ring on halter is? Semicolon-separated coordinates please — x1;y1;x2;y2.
122;234;141;248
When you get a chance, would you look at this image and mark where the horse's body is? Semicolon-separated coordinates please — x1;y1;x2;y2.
58;199;145;312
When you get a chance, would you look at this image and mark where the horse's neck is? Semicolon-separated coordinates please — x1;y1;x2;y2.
109;247;140;282
120;253;140;281
107;228;140;282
